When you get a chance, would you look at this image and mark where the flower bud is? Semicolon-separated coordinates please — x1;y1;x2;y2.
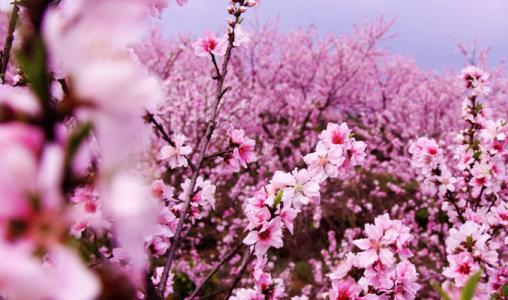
245;0;257;7
239;5;247;13
227;18;236;26
227;5;236;14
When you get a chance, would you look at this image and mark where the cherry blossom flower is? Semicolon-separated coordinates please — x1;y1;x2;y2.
104;173;159;282
392;262;421;300
232;25;251;47
69;187;110;238
0;245;100;300
270;168;320;209
192;32;228;57
160;133;192;169
319;122;352;148
243;217;284;257
443;252;479;286
303;141;344;181
230;288;264;300
353;217;399;267
437;168;457;195
279;201;298;234
151;179;174;200
460;66;491;95
179;176;216;210
328;277;361;300
227;128;257;171
409;137;443;173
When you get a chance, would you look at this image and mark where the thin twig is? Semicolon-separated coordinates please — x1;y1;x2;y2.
144;111;196;171
0;2;19;82
226;249;253;299
189;242;244;299
200;288;229;299
204;147;234;161
446;191;465;223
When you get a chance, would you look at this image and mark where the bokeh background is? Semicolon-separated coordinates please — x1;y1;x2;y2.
163;0;508;70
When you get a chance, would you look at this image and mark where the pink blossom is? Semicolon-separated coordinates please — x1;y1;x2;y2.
151;179;174;200
270;168;320;209
230;288;264;300
443;252;479;286
328;253;357;281
460;66;490;95
279;201;298;234
392;262;421;300
436;168;457;195
233;25;251;47
328;277;361;300
243;217;284;257
160;133;192;169
192;32;228;57
69;187;110;237
0;244;100;300
0;85;40;116
320;122;352;148
445;221;489;253
409;137;443;173
104;173;159;283
353;218;398;267
179;176;216;209
303;141;344;181
228;128;257;171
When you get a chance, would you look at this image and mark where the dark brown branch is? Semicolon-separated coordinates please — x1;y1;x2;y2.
225;249;253;299
189;242;244;299
204;147;234;161
144;111;196;171
446;191;465;223
1;2;19;82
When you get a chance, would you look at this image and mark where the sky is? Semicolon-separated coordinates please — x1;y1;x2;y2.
162;1;508;71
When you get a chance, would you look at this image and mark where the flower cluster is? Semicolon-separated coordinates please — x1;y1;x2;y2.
409;66;508;298
240;122;367;298
442;222;498;289
304;123;367;181
226;128;257;172
192;0;254;57
327;214;421;299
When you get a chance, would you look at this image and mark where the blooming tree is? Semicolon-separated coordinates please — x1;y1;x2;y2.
1;0;508;299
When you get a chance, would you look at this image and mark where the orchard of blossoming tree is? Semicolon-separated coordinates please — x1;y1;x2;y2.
1;0;508;299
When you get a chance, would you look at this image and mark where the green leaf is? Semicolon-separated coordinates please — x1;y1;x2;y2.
460;270;482;300
415;208;429;228
16;36;50;105
273;191;283;208
501;283;508;297
433;284;452;300
67;122;93;160
172;272;196;300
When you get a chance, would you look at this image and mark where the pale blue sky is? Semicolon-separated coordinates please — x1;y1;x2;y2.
162;1;508;70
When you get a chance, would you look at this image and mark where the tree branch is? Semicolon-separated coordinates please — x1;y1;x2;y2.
189;242;244;299
144;111;196;171
225;249;253;299
1;2;19;82
156;12;242;297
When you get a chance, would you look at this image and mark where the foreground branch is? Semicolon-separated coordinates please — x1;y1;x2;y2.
1;2;19;82
156;19;239;298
